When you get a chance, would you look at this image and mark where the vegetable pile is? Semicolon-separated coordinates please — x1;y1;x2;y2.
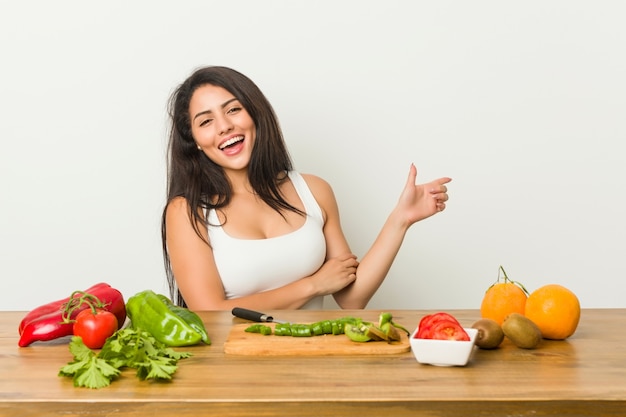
18;284;211;389
245;312;409;343
18;283;126;347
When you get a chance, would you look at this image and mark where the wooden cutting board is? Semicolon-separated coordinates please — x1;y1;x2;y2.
223;323;410;356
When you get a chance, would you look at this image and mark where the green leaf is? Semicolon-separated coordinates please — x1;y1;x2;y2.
73;357;120;389
136;356;178;380
94;357;122;379
97;352;128;370
102;334;126;353
161;347;192;360
58;358;90;377
140;336;160;357
68;336;95;361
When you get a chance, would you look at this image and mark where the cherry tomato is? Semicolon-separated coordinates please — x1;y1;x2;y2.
73;308;118;349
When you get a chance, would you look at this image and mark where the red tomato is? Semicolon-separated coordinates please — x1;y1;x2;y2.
416;312;462;339
429;319;470;341
73;308;118;349
416;312;469;340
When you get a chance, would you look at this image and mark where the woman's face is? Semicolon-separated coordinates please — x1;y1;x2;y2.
189;84;256;172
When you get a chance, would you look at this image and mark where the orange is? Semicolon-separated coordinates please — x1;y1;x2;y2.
480;266;528;325
525;284;580;340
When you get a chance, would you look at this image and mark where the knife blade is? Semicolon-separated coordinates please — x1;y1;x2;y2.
231;307;286;323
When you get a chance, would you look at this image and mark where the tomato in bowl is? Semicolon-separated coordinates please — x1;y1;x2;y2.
410;312;478;366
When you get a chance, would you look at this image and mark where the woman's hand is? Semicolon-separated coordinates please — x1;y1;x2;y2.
396;164;451;226
307;253;359;297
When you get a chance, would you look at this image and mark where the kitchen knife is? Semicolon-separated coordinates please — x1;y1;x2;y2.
231;307;286;324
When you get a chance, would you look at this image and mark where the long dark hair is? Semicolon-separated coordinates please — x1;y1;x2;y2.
161;66;303;306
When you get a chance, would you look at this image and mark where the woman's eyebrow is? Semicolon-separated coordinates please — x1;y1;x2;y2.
192;98;239;122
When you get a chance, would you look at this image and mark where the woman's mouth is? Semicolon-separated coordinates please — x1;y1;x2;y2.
219;135;244;151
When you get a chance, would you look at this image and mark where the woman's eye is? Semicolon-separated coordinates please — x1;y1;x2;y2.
227;106;242;114
199;118;213;127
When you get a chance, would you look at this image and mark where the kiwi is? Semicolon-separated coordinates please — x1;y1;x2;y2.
471;318;504;349
366;325;387;341
344;323;372;343
501;313;542;349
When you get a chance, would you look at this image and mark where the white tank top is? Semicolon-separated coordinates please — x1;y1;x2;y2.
207;171;326;309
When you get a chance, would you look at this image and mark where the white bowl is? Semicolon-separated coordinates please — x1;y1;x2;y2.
409;327;478;366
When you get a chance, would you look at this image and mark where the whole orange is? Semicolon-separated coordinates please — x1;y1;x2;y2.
480;266;528;325
525;284;580;340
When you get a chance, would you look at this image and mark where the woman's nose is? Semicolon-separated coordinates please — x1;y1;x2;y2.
216;115;234;135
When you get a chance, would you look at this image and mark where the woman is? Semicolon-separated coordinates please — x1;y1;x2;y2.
162;66;451;310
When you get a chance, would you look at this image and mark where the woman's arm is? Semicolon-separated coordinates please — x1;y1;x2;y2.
165;197;357;311
306;164;451;309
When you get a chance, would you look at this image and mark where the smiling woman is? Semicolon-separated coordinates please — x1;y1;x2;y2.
191;88;255;167
161;66;451;312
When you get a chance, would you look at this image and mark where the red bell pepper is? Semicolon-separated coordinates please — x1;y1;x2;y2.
18;282;110;334
18;283;126;347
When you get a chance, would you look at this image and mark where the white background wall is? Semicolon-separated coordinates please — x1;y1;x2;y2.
1;1;624;311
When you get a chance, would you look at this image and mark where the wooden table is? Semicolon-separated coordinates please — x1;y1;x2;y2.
1;309;625;417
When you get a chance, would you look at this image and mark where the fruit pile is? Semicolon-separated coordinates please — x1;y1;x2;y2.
475;265;581;349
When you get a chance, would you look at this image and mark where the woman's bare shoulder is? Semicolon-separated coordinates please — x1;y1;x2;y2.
166;196;190;217
165;196;209;240
299;173;335;196
166;196;203;228
299;172;339;215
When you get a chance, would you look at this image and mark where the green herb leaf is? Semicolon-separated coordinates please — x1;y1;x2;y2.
67;336;95;361
59;328;192;389
58;358;91;377
136;356;178;380
58;338;121;389
73;356;120;389
161;347;192;360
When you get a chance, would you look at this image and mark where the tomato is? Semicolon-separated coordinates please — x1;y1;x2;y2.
429;320;470;341
415;312;469;341
73;308;118;349
416;312;462;339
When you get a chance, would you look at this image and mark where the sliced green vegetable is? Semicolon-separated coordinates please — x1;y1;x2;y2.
239;313;406;343
245;324;272;335
290;324;313;337
274;323;292;336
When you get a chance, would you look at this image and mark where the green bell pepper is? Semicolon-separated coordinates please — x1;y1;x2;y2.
126;290;203;347
157;294;211;344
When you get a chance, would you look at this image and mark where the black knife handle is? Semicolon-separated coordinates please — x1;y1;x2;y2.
232;307;274;322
